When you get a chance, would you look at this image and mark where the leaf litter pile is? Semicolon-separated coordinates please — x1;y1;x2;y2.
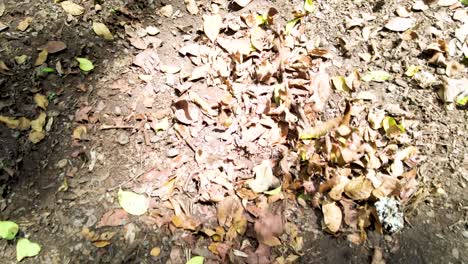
100;4;426;262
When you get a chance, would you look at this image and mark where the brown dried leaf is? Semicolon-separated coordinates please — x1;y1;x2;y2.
344;176;374;200
322;202;342;233
254;213;283;246
171;213;200;231
44;41;67;54
60;1;84;16
35;49;48;66
17;17;33;31
184;0;198;15
384;17;415;32
203;14;222;42
173;100;200;125
97;209;129;228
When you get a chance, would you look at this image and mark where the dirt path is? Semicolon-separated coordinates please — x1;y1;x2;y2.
0;0;467;263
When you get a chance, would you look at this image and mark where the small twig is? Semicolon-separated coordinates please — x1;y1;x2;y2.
107;170;146;191
99;125;136;130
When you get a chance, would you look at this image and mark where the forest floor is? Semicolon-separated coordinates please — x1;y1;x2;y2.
0;0;467;263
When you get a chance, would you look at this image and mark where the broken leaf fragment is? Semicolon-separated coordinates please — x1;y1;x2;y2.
17;17;33;31
60;1;84;16
15;55;28;65
285;18;300;35
382;116;405;136
203;14;222;42
72;125;87;140
150;247;161;257
322;203;342;233
34;94;48;110
186;256;204;264
304;0;315;13
118;189;148;216
0;221;19;240
0;116;20;129
405;65;421;77
76;58;94;72
29;112;47;144
16;238;41;262
153;117;170;131
35;49;48;66
384;17;415;32
93;22;113;40
344;176;374;200
362;71;391;82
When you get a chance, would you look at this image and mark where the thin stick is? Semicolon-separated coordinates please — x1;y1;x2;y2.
100;125;136;130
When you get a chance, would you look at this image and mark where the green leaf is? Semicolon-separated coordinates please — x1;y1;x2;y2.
362;70;391;82
118;189;148;216
304;0;315;13
264;185;282;195
41;67;55;73
0;221;19;240
331;76;351;92
153;117;170;131
461;0;468;5
456;96;468;106
76;57;94;72
186;256;204;264
256;14;267;26
285;18;301;35
16;238;41;261
405;65;421;77
382;116;405;136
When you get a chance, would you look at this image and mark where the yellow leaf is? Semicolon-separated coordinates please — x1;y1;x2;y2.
331;76;351;92
34;94;49;110
118;189;148;216
35;49;48;66
344;176;373;200
17;17;33;31
29;130;45;144
304;0;315;13
93;22;113;40
93;240;110;248
17;117;31;131
60;1;84;16
0;116;19;129
30;112;46;132
405;65;421;77
14;55;28;65
73;125;87;140
150;247;161;257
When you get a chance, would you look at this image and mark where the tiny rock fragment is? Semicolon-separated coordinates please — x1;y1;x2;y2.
159;5;173;17
375;197;404;233
185;0;198;15
117;132;130;145
146;26;160;36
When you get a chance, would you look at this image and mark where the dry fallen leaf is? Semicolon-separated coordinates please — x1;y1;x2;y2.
44;41;67;54
173;100;200;125
35;49;48;66
159;5;173;17
254;213;283;246
60;1;85;16
34;94;48;110
97;209;129;228
322;202;342;233
17;17;33;31
184;0;198;15
150;247;161;257
93;22;113;40
344;176;374;201
234;0;253;7
73;125;87;140
384;17;415;32
248;160;280;193
203;14;222;42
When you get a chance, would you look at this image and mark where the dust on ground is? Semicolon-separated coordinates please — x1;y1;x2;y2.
0;0;467;263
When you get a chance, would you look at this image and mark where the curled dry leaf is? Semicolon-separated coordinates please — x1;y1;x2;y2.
44;41;67;54
203;14;222;42
93;22;113;40
173;100;200;125
344;176;374;200
322;202;342;233
60;1;85;16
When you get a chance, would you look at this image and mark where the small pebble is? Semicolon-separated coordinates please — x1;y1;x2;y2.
452;247;459;259
166;148;179;158
56;159;68;169
114;106;122;116
462;230;468;239
118;132;129;145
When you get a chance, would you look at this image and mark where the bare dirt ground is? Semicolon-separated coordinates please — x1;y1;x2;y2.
0;0;467;263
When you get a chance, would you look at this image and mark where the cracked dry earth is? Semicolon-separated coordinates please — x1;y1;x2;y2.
0;0;467;263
